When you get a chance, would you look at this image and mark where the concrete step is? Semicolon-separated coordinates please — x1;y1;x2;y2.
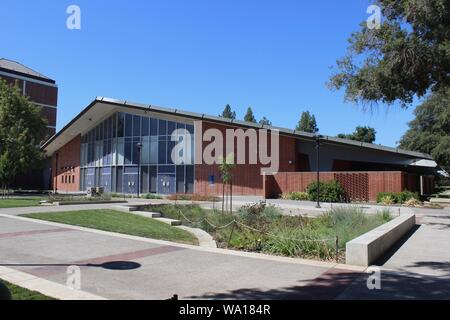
131;211;162;218
114;205;139;212
153;217;182;226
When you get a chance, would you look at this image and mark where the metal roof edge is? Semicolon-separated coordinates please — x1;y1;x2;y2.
42;97;434;160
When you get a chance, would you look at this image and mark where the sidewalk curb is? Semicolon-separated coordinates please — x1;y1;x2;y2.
0;266;106;300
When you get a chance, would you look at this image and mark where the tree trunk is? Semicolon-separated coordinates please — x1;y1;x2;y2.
222;181;225;215
230;179;233;215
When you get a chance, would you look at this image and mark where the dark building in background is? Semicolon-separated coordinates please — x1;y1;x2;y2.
0;58;58;190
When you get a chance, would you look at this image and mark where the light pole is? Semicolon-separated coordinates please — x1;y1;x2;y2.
55;152;59;194
136;142;143;198
315;133;321;209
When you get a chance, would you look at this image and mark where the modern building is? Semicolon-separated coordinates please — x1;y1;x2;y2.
42;97;437;201
0;58;58;190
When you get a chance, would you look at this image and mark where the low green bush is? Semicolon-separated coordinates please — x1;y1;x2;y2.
237;201;282;226
142;193;163;199
307;180;345;203
281;191;309;201
376;190;419;204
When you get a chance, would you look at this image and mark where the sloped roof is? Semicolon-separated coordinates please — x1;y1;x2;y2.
0;58;54;82
41;96;434;162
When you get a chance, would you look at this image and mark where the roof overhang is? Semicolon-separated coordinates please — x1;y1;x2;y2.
408;159;438;168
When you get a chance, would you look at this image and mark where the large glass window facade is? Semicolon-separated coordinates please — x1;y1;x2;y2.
80;112;195;194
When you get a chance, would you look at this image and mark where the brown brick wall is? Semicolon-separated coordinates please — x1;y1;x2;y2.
194;121;297;196
264;171;426;202
0;75;24;90
39;106;57;127
1;75;57;129
51;135;81;193
25;81;58;106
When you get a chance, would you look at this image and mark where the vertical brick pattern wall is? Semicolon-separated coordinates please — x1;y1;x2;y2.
194;121;297;196
264;171;421;202
335;173;369;201
51;135;81;193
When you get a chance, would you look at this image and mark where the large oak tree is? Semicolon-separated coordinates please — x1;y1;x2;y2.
399;88;450;172
329;0;450;108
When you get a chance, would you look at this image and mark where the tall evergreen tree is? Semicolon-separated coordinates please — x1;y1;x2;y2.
259;117;272;126
296;111;318;133
0;79;47;192
220;104;236;120
244;107;256;123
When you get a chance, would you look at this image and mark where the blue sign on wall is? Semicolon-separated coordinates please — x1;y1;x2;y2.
209;175;215;186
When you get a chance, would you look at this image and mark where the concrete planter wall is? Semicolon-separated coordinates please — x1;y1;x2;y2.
346;213;416;266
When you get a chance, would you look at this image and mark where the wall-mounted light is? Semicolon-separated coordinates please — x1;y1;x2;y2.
288;160;293;165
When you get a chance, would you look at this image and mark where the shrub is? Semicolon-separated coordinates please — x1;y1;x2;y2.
142;193;162;199
167;194;220;201
376;192;396;203
307;180;345;203
281;191;309;201
397;190;419;203
237;201;282;225
263;226;333;259
404;198;422;207
380;195;395;205
376;190;419;204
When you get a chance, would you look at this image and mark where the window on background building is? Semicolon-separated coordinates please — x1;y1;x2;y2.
167;140;175;165
125;114;133;137
167;121;176;136
124;138;132;165
150;136;158;164
112;113;117;138
117;137;124;165
117;113;124;137
150;118;157;136
116;166;123;193
142;117;149;136
133;115;141;137
158;136;167;164
132;137;141;164
149;166;157;193
142;136;150;164
159;119;167;136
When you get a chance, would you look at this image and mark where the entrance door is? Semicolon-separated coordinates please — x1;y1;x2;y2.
123;173;138;194
85;168;95;191
158;174;176;194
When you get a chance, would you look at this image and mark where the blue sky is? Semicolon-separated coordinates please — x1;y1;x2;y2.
0;0;418;146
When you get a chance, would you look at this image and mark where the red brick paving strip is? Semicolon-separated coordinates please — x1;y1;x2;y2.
0;228;74;239
293;267;365;299
23;245;186;278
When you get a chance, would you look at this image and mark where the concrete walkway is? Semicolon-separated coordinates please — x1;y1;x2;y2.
337;206;450;299
0;205;364;300
1;202;449;299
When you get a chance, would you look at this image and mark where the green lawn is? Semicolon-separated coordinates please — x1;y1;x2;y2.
0;279;56;300
22;209;198;245
0;197;45;208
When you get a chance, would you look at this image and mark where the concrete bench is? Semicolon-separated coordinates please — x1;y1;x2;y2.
346;213;416;267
